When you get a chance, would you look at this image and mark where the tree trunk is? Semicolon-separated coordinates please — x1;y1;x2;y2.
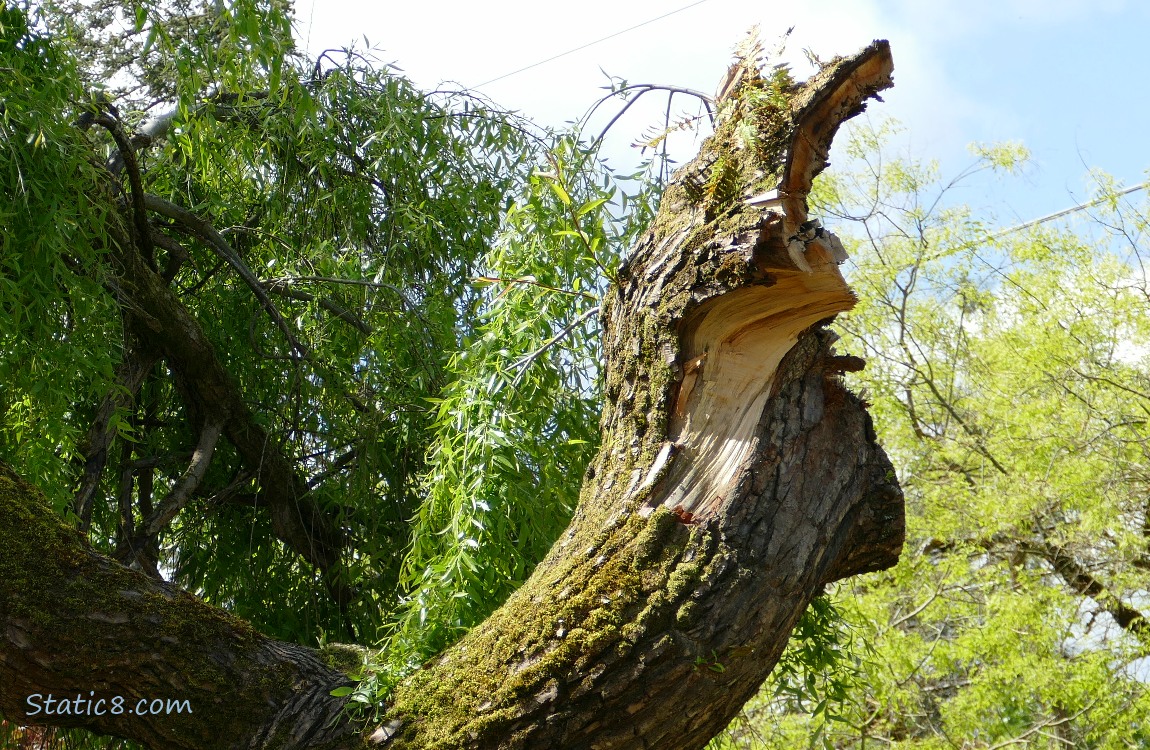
0;40;901;750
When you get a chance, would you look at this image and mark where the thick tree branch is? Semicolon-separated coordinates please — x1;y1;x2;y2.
0;464;360;750
6;39;902;750
103;211;349;588
372;39;902;749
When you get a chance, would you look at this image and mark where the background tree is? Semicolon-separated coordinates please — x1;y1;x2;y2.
713;122;1150;748
1;0;640;652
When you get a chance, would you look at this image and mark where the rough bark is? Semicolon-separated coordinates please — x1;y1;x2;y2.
376;41;902;749
0;464;358;749
0;40;902;750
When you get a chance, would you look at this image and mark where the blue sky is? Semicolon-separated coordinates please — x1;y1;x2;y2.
293;0;1150;228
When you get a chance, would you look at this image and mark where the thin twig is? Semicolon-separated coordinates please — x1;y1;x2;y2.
261;282;372;335
586;84;715;148
474;275;598;301
306;448;359;490
511;306;600;386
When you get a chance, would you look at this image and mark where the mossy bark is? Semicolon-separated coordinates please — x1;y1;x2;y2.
0;463;360;749
0;40;901;750
374;40;903;749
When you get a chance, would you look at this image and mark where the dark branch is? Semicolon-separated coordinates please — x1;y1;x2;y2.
1020;540;1150;642
73;349;158;532
142;194;310;359
262;281;372;335
92;113;156;266
141;417;224;538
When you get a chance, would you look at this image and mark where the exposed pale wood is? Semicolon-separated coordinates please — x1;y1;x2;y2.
659;270;858;517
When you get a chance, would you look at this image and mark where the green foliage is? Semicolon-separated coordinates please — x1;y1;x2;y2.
3;0;548;646
0;0;119;506
718;119;1150;748
1;0;663;730
11;0;1150;745
351;136;663;706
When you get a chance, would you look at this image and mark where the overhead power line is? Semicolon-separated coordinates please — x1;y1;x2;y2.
473;0;710;88
992;180;1150;239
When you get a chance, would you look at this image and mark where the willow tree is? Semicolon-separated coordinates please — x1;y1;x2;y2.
0;1;902;746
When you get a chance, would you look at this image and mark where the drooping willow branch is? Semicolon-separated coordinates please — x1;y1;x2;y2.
142;194;310;359
91;112;155;265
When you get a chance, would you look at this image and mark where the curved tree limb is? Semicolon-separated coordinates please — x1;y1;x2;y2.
103;210;349;592
142;194;309;359
92;112;155;266
373;39;902;749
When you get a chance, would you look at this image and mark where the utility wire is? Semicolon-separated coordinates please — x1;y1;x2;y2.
473;0;710;88
991;180;1150;239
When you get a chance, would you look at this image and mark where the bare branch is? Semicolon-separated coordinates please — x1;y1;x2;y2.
582;83;715;148
141;417;224;538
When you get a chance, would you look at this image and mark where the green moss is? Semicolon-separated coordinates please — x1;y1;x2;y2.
320;642;369;676
0;464;90;619
381;504;728;748
632;506;682;569
0;463;322;743
676;600;697;627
